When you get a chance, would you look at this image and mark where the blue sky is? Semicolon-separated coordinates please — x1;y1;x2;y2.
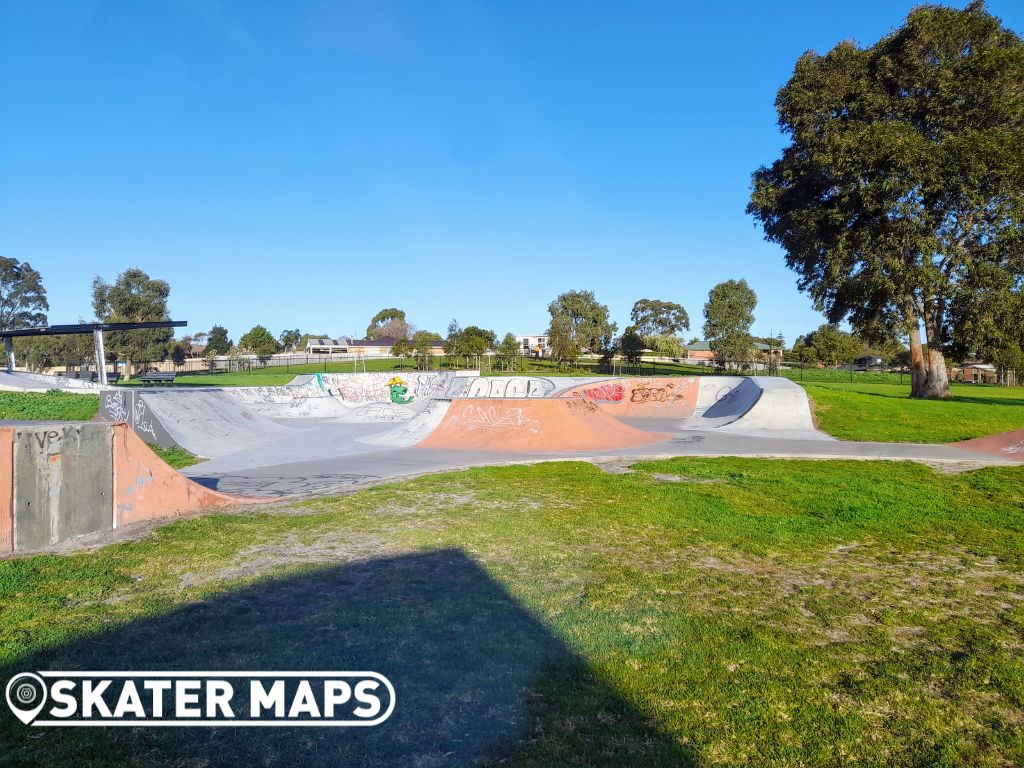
3;1;1022;346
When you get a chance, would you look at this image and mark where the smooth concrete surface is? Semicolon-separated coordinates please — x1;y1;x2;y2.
13;423;112;550
418;397;671;451
6;372;1017;514
559;377;701;418
112;424;272;527
0;428;12;553
0;370;100;392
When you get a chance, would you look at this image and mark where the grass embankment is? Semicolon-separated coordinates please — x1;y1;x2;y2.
2;459;1023;766
148;444;202;469
0;390;99;421
805;382;1024;442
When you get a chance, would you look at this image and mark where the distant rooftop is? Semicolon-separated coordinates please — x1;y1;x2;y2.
685;340;778;352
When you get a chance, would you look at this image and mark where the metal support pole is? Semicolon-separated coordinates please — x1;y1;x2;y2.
3;336;13;372
93;330;108;386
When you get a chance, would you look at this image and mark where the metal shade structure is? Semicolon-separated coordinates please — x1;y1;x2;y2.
1;321;186;385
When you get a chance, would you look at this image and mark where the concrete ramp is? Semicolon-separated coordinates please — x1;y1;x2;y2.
955;429;1024;461
360;400;454;447
559;377;701;418
126;389;293;458
416;398;670;452
112;424;271;526
0;370;100;392
680;377;829;439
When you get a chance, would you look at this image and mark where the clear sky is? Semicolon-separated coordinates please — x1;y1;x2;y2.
3;1;1022;346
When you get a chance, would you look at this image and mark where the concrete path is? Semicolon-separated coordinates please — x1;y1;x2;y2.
180;421;1018;497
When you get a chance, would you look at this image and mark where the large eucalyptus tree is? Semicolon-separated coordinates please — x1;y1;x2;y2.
748;2;1024;398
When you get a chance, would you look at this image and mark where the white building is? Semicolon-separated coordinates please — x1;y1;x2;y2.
516;335;549;357
305;337;352;354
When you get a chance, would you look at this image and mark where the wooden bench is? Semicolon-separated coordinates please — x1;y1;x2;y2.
139;371;176;385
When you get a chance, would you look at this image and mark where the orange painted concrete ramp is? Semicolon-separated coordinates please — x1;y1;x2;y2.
955;429;1024;462
559;377;700;418
416;398;670;452
112;423;273;527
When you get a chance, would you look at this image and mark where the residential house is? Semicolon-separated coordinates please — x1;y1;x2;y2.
305;337;352;354
516;335;549;357
959;363;997;384
683;340;783;364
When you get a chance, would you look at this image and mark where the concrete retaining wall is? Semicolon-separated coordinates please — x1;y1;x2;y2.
0;422;268;554
12;424;113;551
0;428;12;552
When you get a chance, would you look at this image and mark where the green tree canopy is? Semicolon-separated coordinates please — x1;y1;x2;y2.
443;318;463;357
619;327;645;366
412;330;442;369
239;325;280;359
801;324;863;368
545;290;617;365
92;268;173;369
630;299;690;336
0;256;48;330
496;332;520;370
366;308;409;340
206;325;232;356
702;279;757;363
748;1;1024;398
278;328;302;351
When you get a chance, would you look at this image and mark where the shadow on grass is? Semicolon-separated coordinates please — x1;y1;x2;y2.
0;549;694;767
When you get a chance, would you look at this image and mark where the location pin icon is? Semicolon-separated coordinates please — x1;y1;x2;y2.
5;673;48;725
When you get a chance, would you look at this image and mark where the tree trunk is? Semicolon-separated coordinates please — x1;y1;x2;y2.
908;325;928;397
922;344;951;399
909;308;951;399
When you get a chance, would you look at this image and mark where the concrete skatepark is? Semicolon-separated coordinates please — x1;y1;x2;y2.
1;369;1022;552
94;371;1022;485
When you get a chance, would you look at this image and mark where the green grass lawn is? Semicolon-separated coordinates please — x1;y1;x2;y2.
781;366;908;385
148;444;202;469
804;382;1024;442
0;390;99;421
2;459;1023;766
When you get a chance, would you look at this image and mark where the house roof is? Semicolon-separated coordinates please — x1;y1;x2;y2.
351;336;397;347
684;340;777;352
307;337;352;347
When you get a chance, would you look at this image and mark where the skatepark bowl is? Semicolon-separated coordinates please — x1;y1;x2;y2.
0;369;1020;553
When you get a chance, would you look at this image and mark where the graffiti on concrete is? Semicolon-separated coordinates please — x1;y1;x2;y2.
581;383;625;402
317;372;450;403
357;403;414;422
565;398;599;413
462;405;541;433
466;377;556;398
104;390;130;422
133;398;159;441
103;390;160;443
630;383;687;404
387;377;414;404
